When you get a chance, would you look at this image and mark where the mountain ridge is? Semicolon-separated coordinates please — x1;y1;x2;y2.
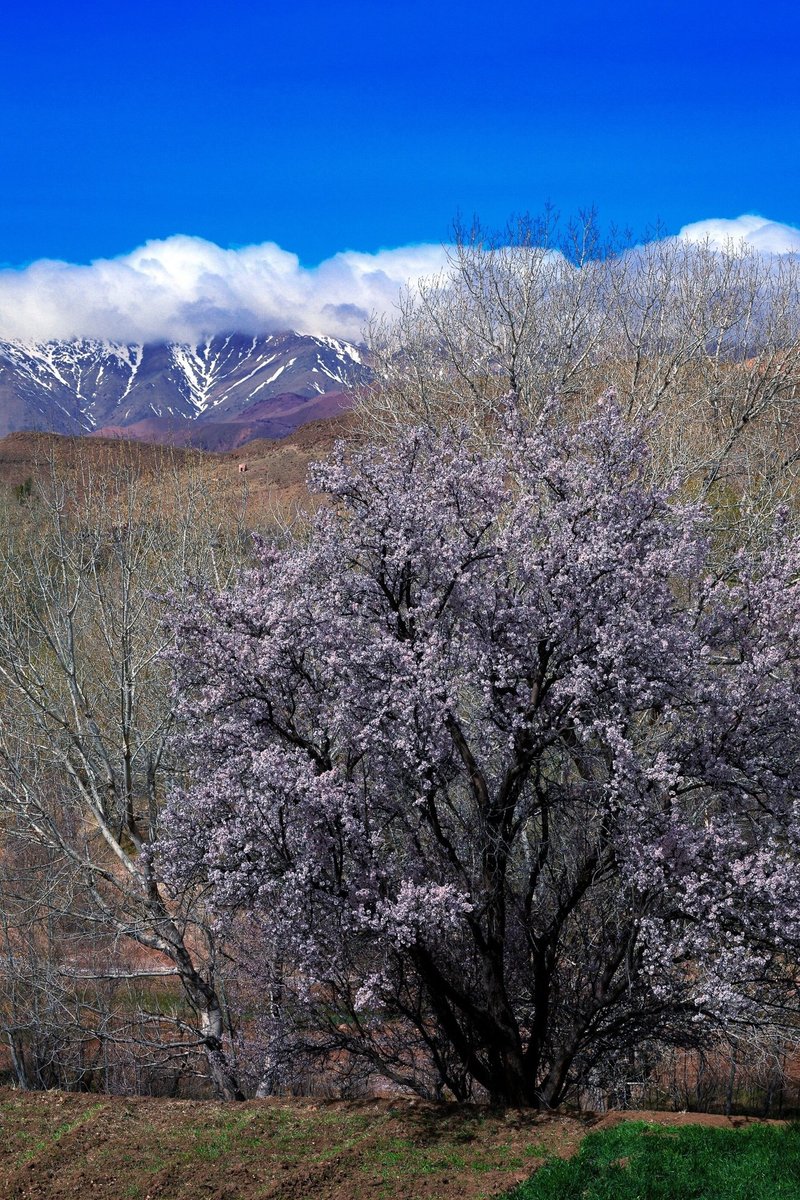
0;331;366;448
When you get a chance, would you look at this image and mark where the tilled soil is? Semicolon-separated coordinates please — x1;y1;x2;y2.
0;1089;777;1200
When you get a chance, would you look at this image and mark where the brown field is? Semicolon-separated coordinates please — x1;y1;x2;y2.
0;1090;779;1200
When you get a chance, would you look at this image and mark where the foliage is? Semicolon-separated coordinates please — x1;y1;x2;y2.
13;475;34;504
502;1120;800;1199
160;395;800;1106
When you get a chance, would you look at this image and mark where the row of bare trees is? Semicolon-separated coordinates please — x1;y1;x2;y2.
362;213;800;537
0;448;255;1097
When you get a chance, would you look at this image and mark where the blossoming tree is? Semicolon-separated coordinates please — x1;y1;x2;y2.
160;398;800;1105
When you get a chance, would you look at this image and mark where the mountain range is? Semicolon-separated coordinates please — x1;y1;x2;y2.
0;331;367;449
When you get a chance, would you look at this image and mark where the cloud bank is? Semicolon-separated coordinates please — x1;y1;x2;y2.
1;215;799;346
677;214;800;254
0;238;450;345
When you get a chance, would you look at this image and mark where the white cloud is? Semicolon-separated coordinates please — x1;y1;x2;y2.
2;216;799;346
0;236;450;345
678;214;800;254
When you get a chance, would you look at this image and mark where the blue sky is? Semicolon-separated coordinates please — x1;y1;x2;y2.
3;0;800;270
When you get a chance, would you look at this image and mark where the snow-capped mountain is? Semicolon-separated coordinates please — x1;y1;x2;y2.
0;332;367;443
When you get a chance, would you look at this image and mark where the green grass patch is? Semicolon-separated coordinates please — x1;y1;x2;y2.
16;1101;107;1165
502;1120;800;1200
264;1106;375;1163
183;1111;258;1161
364;1135;468;1179
362;1128;550;1194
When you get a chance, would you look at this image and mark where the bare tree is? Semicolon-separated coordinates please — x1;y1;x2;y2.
358;212;800;537
0;445;252;1097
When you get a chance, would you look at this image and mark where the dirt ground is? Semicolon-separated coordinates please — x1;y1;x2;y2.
0;1089;780;1200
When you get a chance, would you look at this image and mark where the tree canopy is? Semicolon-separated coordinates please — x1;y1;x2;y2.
160;397;800;1106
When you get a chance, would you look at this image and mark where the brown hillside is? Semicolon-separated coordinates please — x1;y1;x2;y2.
0;414;355;520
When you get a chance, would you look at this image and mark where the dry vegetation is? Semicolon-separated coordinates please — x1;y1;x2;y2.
0;414;353;525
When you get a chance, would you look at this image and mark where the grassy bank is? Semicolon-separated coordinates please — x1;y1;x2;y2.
503;1120;800;1200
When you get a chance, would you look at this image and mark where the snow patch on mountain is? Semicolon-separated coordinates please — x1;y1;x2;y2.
0;331;368;439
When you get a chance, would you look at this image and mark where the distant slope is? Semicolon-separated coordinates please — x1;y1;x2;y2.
91;390;352;449
0;413;354;520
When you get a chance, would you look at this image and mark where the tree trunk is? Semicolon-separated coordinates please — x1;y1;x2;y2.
199;1001;245;1102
